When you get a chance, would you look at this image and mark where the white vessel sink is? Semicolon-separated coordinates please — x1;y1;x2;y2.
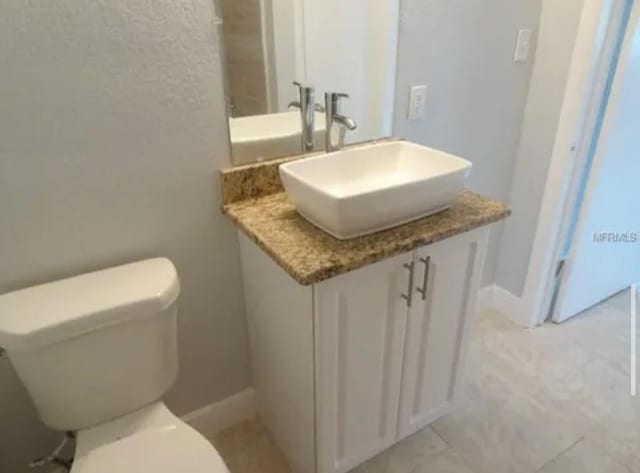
279;141;472;239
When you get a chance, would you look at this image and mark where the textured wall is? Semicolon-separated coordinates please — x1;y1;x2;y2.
393;0;542;284
220;0;269;116
495;0;586;297
0;1;251;471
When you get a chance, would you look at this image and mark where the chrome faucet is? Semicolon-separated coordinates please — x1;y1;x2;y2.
324;92;357;152
289;81;324;152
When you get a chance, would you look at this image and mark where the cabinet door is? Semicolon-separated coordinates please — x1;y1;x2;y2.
397;229;488;440
314;253;413;473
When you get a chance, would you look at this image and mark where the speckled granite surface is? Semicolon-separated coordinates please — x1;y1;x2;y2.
220;138;397;205
220;154;298;206
223;190;510;285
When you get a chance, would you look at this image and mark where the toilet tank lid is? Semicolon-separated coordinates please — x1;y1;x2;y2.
0;258;180;352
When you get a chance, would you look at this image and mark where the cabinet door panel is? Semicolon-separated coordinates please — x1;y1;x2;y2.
397;229;487;440
314;253;412;473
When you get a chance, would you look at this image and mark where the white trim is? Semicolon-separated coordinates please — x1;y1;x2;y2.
378;0;401;136
492;286;527;327
183;387;257;439
476;285;496;315
631;284;637;396
476;285;529;327
519;0;624;327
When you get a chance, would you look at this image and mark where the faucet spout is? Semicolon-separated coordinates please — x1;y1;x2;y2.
324;92;357;152
332;114;357;131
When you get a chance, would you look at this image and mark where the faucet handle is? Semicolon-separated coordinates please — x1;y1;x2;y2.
326;92;350;101
293;80;314;92
325;92;351;115
289;100;324;113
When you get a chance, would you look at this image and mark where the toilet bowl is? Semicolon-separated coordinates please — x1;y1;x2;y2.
0;258;229;472
72;403;227;473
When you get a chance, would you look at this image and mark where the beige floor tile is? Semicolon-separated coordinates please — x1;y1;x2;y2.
471;312;592;396
605;289;633;314
351;427;447;473
412;449;476;473
205;299;639;473
549;357;639;428
429;313;582;473
432;357;580;473
211;416;267;458
211;416;291;473
586;419;640;473
564;303;631;370
537;438;631;473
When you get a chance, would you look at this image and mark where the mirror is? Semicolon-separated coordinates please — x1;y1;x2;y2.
218;0;400;165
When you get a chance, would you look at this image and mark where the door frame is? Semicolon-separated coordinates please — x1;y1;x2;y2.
519;0;634;327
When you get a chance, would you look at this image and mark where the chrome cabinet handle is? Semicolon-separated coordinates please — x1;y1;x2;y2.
416;257;430;301
401;262;415;307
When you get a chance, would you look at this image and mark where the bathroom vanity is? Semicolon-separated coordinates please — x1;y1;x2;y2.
220;142;510;473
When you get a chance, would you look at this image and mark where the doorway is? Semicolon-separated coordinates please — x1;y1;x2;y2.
520;0;640;326
548;0;639;323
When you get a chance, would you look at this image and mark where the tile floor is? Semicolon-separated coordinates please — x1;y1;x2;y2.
209;290;640;473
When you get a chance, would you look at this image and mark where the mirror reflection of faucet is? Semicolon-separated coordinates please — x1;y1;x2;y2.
289;81;324;152
289;82;357;153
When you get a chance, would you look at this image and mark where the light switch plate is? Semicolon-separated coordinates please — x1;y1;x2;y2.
408;85;427;120
514;29;533;62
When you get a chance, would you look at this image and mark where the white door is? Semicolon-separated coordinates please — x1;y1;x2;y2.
314;253;412;473
397;230;487;439
553;4;640;323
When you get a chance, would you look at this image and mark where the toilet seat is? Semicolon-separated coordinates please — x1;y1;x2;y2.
71;403;228;473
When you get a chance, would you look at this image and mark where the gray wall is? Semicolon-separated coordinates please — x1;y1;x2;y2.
494;0;586;297
0;0;581;470
0;1;251;472
393;0;542;284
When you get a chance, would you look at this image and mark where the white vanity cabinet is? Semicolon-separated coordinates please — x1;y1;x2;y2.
238;227;488;473
396;231;485;440
314;253;412;473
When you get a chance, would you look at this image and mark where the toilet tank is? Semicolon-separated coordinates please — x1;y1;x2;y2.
0;258;180;431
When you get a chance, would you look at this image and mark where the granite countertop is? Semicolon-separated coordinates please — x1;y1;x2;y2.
220;144;510;285
220;138;511;286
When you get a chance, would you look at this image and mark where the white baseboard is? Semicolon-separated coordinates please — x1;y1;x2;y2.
183;387;257;439
493;285;527;326
476;285;496;315
477;284;531;328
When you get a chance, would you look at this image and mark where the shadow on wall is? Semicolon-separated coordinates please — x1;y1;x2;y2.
392;0;544;285
494;0;587;298
0;1;251;471
0;359;62;471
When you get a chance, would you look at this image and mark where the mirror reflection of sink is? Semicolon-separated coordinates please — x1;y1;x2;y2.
279;141;472;239
229;111;327;165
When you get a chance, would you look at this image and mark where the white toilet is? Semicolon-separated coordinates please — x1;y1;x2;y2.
0;258;229;473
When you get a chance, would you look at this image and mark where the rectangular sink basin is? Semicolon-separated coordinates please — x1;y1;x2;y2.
279;141;472;239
